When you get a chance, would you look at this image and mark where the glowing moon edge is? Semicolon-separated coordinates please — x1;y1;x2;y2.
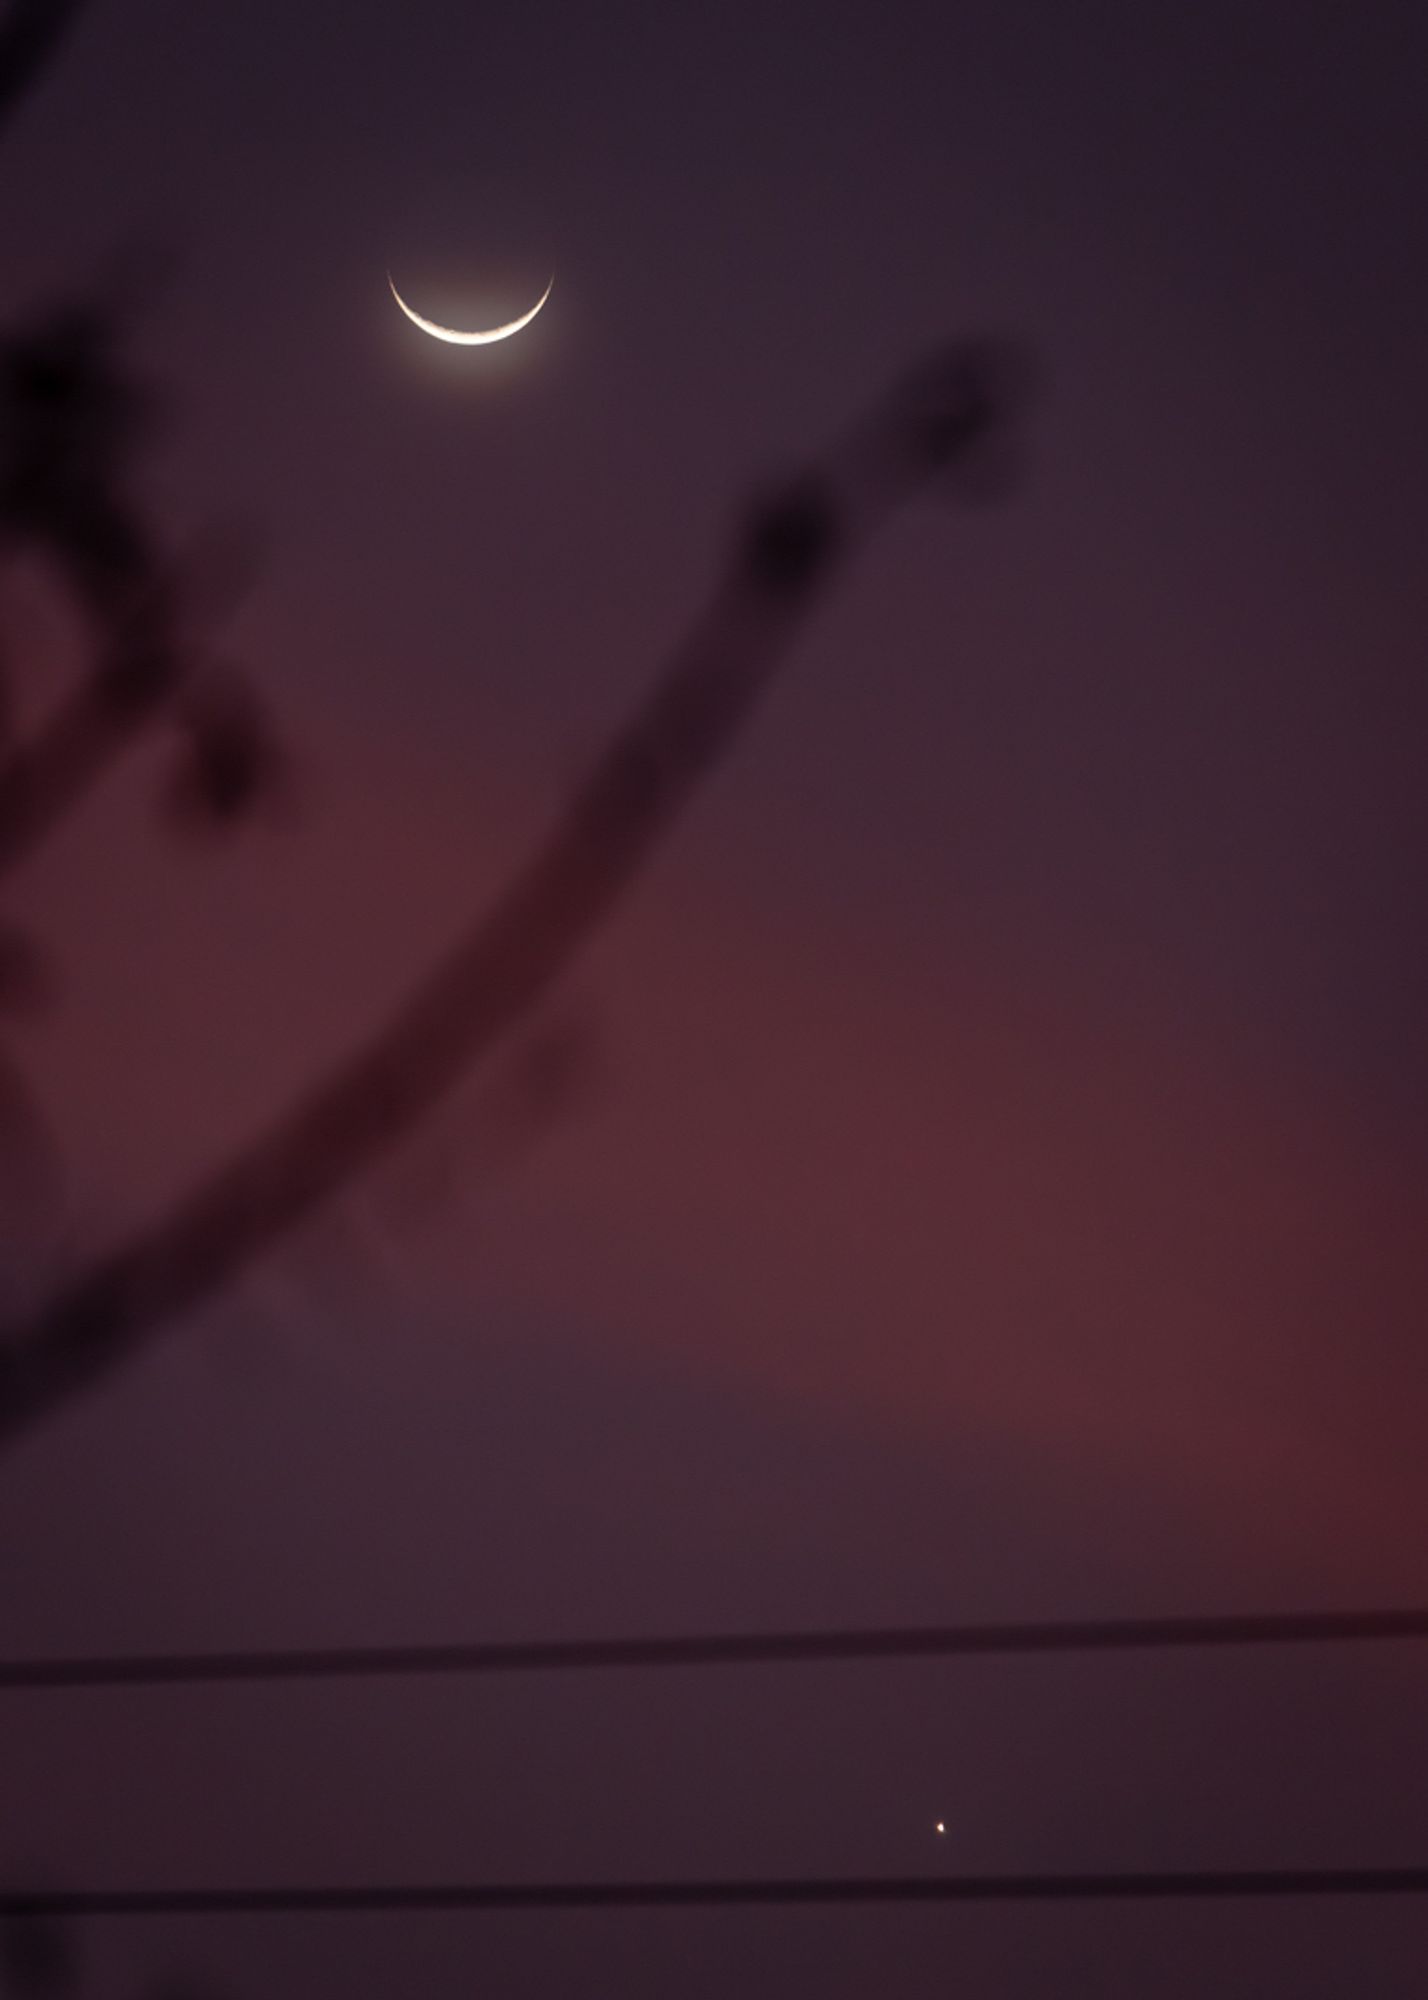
387;271;553;346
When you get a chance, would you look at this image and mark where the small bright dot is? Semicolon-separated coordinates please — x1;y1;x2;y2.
934;1821;946;1836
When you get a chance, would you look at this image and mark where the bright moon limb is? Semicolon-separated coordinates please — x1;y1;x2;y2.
387;271;553;346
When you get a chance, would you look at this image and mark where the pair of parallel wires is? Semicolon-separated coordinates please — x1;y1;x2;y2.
4;1602;1426;1915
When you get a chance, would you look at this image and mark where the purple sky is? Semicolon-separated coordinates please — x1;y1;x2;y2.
2;0;1427;1992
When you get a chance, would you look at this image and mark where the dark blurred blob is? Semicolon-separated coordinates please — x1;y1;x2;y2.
0;0;86;139
1;1906;231;2000
0;299;159;620
879;334;1038;499
0;1904;78;1997
740;477;842;595
163;674;289;833
0;258;279;854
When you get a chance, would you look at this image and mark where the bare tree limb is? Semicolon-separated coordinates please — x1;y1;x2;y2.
0;338;1032;1451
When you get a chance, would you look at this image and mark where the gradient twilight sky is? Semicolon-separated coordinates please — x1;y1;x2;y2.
2;0;1427;1992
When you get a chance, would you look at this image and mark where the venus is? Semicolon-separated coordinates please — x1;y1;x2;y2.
387;270;553;346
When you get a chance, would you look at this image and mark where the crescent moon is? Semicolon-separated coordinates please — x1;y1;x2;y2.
387;271;553;346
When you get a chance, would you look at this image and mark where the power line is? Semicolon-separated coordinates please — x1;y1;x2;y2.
3;1606;1427;1693
4;1870;1428;1917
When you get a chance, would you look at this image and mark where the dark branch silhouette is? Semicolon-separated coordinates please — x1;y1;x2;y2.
0;339;1033;1451
0;290;278;883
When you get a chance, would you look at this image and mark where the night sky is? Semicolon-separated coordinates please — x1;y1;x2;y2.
2;0;1427;1992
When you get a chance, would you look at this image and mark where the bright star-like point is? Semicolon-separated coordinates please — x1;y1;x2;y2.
934;1820;946;1836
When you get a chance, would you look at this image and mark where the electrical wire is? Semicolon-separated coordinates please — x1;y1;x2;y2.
5;1869;1428;1917
3;1606;1427;1692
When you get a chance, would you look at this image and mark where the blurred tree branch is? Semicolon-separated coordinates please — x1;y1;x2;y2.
0;337;1033;1451
0;0;1035;1453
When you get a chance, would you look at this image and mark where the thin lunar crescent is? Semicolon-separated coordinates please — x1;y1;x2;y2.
387;271;553;346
